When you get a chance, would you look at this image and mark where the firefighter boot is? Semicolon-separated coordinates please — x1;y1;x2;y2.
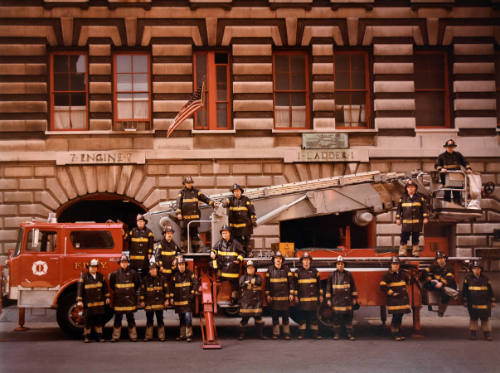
176;326;186;341
111;326;121;342
469;320;478;340
95;326;105;342
411;245;420;257
144;325;154;342
398;245;408;257
283;324;291;340
129;326;138;342
311;323;322;340
83;327;91;343
297;323;306;340
238;324;246;341
158;326;166;342
437;303;448;317
391;325;400;341
186;326;193;342
272;324;280;340
482;320;492;341
257;322;267;340
346;326;356;341
333;326;341;340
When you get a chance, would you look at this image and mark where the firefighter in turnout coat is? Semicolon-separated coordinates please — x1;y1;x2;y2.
140;261;169;341
435;139;472;203
266;250;295;340
462;260;496;341
109;254;141;342
295;252;323;339
210;224;245;304
222;184;257;257
76;259;110;343
327;256;358;340
124;214;154;276
176;176;215;252
380;257;411;341
238;260;266;340
171;256;199;342
156;226;183;283
396;179;429;257
422;250;459;316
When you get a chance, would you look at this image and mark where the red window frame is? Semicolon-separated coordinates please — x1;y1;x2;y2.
49;51;88;131
414;50;451;128
273;51;311;130
193;51;232;130
334;50;371;129
113;52;151;130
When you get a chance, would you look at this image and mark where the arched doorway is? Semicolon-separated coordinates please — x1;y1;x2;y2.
57;193;146;231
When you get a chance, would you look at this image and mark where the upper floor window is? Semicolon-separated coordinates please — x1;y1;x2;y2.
194;51;231;130
414;50;450;127
50;53;88;131
114;53;151;131
334;51;370;128
273;51;310;129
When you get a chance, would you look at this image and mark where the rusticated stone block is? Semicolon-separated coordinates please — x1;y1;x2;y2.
456;223;472;234
169;164;200;175
0;229;18;242
0;179;18;190
263;163;283;174
18;204;51;217
376;224;400;235
231;163;262;175
247;175;272;187
456;236;487;246
34;191;59;210
19;179;44;190
376;235;393;248
4;217;29;229
0;204;17;215
147;165;168;175
158;176;183;188
4;167;32;178
4;191;32;203
253;224;279;236
473;223;500;234
216;176;246;188
35;167;56;177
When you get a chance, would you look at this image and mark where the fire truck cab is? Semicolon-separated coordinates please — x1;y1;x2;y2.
4;221;124;335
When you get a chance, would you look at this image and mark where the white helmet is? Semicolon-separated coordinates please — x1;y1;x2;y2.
89;259;99;267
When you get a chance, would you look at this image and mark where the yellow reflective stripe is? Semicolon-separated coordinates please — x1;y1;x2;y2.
446;273;455;277
161;251;177;255
271;296;289;301
174;301;189;306
402;219;420;223
146;286;164;291
145;305;164;310
298;278;317;284
401;202;422;207
352;292;359;296
388;281;406;287
471;305;489;309
87;301;105;307
175;282;191;288
114;306;136;311
221;273;239;278
229;207;248;211
116;283;135;288
270;278;288;283
183;215;200;219
76;296;83;301
131;238;149;242
237;255;244;262
130;255;145;260
387;305;410;311
84;283;102;289
182;198;199;203
469;286;488;291
444;164;458;168
379;281;387;286
230;223;247;228
240;308;263;314
332;284;350;289
300;297;318;302
333;306;352;311
161;268;173;274
217;251;239;257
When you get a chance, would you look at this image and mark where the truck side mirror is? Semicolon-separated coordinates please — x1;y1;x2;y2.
32;229;40;248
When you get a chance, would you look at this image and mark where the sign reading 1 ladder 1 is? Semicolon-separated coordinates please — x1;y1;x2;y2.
299;149;369;163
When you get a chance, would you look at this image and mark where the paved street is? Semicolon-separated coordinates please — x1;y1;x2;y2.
1;305;499;373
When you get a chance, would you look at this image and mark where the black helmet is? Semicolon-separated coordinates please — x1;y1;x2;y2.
336;255;344;263
273;250;284;260
405;179;418;192
136;213;148;223
119;254;129;263
183;176;194;184
471;260;481;269
391;256;400;264
443;139;457;148
246;260;255;268
220;224;231;233
435;250;447;259
230;183;244;193
177;256;186;264
300;251;312;263
163;226;175;234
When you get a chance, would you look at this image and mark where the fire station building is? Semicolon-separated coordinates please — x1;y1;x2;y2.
0;1;499;270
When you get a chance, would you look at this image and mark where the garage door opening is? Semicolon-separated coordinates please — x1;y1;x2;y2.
57;193;146;231
280;212;375;250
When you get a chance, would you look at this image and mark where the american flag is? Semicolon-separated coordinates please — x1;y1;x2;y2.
167;82;205;137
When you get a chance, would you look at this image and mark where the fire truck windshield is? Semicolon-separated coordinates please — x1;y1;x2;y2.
13;228;23;257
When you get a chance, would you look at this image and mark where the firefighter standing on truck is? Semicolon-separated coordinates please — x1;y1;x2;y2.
140;260;169;342
156;226;183;283
462;260;496;341
171;256;199;342
435;139;472;204
422;250;459;316
222;183;257;257
295;252;323;340
327;255;358;341
266;250;295;340
238;260;266;340
176;176;215;252
109;254;141;342
210;224;245;305
396;179;429;257
380;256;411;341
76;258;110;343
124;214;154;277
